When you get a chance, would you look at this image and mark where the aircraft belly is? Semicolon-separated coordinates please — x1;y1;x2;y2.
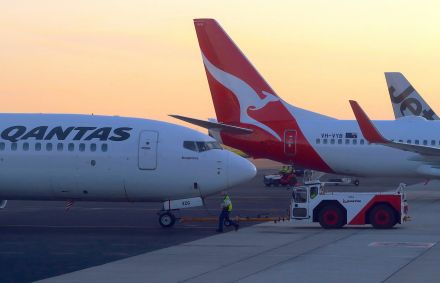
317;146;420;177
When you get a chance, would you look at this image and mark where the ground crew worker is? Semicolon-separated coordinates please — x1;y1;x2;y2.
217;191;239;233
279;166;288;174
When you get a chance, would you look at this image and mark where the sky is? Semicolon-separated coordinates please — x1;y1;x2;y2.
1;1;440;130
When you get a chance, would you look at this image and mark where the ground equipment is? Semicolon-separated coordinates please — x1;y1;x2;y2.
290;182;409;229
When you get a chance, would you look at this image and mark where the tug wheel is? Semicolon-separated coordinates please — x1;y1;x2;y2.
319;205;345;229
159;212;176;228
369;204;396;229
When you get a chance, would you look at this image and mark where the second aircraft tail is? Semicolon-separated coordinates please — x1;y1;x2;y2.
385;72;438;120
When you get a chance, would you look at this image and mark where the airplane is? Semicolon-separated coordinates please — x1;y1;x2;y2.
173;18;440;180
385;72;439;120
0;114;256;227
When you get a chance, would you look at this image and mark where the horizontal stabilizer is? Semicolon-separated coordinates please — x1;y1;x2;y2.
349;100;440;156
170;115;253;134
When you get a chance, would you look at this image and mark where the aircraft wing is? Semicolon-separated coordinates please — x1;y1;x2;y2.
349;100;440;156
170;115;253;134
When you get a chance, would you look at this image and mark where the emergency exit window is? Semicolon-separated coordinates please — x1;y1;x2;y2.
0;142;5;151
11;143;17;151
35;143;41;151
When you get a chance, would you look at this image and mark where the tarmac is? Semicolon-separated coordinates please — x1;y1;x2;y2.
2;159;440;282
38;175;440;282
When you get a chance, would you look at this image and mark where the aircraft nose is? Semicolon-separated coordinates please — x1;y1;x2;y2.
227;152;257;187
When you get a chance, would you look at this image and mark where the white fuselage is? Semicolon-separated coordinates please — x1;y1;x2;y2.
298;113;440;178
0;114;255;202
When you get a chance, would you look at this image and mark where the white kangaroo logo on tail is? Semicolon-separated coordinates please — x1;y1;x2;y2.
202;53;281;141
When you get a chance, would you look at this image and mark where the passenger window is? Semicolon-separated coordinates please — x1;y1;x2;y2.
183;141;197;152
431;140;436;146
330;139;335;144
316;138;320;144
398;140;403;143
35;143;41;151
345;139;350;144
101;144;108;152
68;143;74;152
323;139;328;144
23;142;29;151
11;143;17;151
90;143;97;152
415;140;419;145
337;139;342;144
352;139;357;145
46;143;52;151
360;139;365;145
0;142;5;151
79;143;85;152
407;140;411;144
57;143;63;151
423;140;428;145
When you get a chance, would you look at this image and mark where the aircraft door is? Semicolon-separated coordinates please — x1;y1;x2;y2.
284;130;297;156
138;131;158;170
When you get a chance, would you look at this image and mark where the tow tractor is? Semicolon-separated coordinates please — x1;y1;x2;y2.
290;182;409;229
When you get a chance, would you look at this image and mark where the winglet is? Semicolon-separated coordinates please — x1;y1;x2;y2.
349;100;387;143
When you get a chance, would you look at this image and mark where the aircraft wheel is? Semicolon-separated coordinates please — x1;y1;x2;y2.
319;205;345;229
159;212;176;228
224;219;231;227
354;179;360;186
369;204;396;229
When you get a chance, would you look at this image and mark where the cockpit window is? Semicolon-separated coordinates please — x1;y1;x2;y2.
196;141;222;152
183;141;222;152
183;141;197;152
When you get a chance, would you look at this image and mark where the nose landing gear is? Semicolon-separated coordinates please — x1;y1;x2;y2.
158;212;176;228
158;197;205;228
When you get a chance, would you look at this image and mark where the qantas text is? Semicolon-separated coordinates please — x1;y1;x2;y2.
0;126;133;142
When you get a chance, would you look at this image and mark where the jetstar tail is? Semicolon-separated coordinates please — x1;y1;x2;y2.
385;72;439;120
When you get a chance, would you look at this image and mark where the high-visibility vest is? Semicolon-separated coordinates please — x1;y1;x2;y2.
223;196;232;212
